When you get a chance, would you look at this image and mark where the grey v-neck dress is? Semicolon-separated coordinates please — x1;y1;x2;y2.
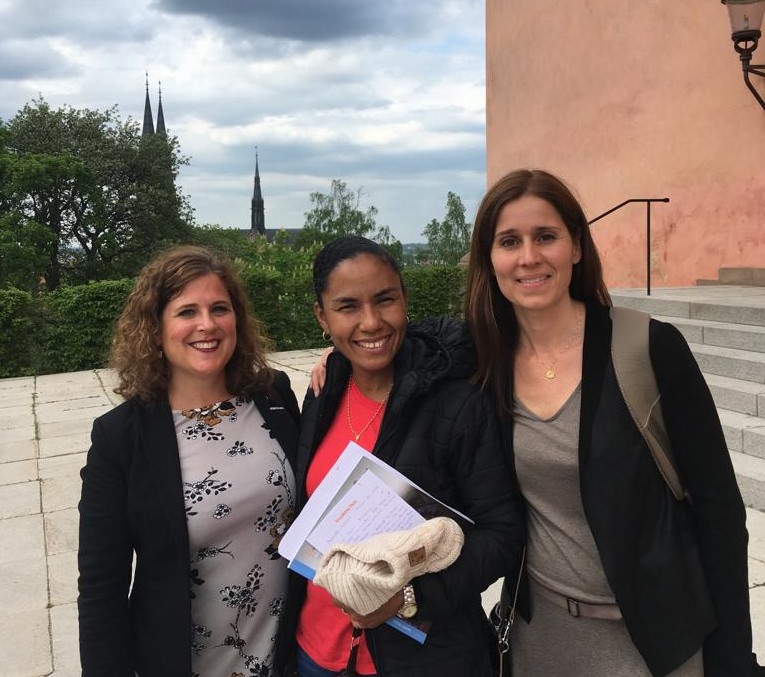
511;385;702;676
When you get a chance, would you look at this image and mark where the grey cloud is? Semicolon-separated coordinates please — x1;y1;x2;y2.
0;0;152;44
184;136;484;190
169;81;390;124
154;0;446;42
0;41;78;81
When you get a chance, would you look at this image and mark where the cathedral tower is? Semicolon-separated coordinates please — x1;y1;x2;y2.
141;73;154;136
156;81;166;135
250;150;265;235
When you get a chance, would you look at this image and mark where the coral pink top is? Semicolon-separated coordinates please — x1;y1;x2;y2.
296;382;387;674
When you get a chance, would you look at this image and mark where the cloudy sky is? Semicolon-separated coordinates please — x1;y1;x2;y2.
0;0;486;243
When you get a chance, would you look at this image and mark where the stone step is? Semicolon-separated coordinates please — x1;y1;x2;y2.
704;374;765;417
718;408;765;459
731;450;765;511
612;291;765;328
653;314;765;354
612;294;693;319
687;342;765;385
719;267;765;287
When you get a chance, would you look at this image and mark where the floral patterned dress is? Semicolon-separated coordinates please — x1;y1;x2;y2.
176;396;295;677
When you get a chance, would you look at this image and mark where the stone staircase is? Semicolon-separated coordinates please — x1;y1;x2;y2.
610;287;765;511
696;267;765;287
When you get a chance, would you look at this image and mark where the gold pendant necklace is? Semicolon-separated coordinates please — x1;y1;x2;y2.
346;378;390;441
534;309;584;380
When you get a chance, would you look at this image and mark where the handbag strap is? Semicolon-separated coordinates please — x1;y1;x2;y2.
609;306;687;501
339;627;363;677
496;545;526;651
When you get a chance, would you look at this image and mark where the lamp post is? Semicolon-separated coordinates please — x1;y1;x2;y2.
723;0;765;110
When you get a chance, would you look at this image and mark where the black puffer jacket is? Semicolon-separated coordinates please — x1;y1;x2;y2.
280;316;524;677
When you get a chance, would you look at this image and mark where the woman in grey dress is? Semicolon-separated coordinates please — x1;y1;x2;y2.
464;169;759;676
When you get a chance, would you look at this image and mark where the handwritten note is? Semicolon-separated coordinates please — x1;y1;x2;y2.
306;470;424;553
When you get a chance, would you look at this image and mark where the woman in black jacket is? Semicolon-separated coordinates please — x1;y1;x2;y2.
464;169;758;676
77;246;300;677
284;236;524;677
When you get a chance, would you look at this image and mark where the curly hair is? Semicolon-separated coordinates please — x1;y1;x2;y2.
465;169;611;418
110;245;273;402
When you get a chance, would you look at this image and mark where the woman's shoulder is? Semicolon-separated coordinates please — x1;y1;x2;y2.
93;394;166;432
409;315;469;347
269;368;292;393
406;315;475;378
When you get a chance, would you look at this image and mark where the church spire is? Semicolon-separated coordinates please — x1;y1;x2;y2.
142;72;155;136
156;81;166;135
251;148;265;235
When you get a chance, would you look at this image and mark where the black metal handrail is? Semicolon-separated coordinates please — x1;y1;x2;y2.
588;198;669;296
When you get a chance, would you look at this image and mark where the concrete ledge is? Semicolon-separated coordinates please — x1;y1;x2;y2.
704;374;765;417
611;295;692;318
689;342;765;384
744;425;765;460
691;302;765;328
732;450;765;511
719;409;765;453
718;268;765;287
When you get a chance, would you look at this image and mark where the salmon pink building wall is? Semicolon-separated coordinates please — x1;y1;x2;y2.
486;0;765;288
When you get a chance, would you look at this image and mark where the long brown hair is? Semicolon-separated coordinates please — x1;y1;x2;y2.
111;245;273;402
464;169;610;417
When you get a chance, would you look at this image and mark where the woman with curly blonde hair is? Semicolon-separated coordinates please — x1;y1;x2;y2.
78;245;300;677
110;245;273;402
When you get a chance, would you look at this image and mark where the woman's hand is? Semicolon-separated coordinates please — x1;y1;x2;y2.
333;590;405;629
310;346;333;396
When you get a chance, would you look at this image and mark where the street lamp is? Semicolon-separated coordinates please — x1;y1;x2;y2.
723;0;765;110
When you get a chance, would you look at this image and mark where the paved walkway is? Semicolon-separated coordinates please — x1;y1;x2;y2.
1;348;763;675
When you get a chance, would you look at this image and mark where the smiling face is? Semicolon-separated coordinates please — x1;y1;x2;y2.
314;253;407;386
160;272;237;398
490;194;581;315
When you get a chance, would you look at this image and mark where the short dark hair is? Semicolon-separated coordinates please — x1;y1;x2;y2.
111;245;273;402
465;169;611;417
312;236;405;307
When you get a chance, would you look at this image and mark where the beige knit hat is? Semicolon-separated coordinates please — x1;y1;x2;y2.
313;517;465;615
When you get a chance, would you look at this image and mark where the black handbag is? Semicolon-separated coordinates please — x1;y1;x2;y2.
489;547;525;677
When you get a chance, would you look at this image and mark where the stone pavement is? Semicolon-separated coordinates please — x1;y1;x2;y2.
0;347;763;675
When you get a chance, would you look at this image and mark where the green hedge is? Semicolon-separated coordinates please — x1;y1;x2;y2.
0;264;465;378
240;266;322;351
39;279;134;374
0;287;39;377
403;265;465;321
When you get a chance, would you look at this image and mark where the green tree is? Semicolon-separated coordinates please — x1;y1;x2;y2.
422;191;472;265
190;224;257;263
0;212;54;291
0;98;192;289
296;179;402;259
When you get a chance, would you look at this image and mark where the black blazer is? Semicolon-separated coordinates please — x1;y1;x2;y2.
77;370;300;677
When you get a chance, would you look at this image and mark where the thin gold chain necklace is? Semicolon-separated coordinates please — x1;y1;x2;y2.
533;309;584;380
346;378;390;441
